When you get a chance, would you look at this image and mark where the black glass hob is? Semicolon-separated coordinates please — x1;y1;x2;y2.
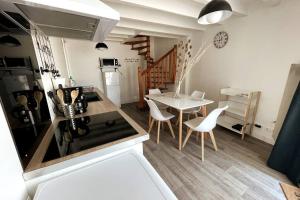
13;122;50;168
43;111;138;162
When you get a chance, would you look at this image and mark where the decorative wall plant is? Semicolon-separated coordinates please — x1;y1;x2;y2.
174;38;211;97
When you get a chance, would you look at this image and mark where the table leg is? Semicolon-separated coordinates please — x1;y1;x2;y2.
202;105;207;117
178;110;183;151
202;106;209;139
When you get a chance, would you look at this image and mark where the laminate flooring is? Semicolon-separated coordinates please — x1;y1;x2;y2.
121;103;291;200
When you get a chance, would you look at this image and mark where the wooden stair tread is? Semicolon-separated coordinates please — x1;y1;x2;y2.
132;46;149;50
138;52;147;55
151;81;174;84
134;35;148;38
124;40;148;45
150;72;169;74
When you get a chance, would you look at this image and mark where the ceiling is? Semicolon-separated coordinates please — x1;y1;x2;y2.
102;0;282;42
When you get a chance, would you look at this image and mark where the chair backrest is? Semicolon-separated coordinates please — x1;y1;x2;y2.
144;98;165;121
191;90;205;99
149;88;162;95
195;106;228;132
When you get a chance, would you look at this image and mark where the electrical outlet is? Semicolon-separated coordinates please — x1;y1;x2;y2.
255;124;262;128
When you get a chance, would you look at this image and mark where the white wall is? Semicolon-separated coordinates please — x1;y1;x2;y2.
62;39;142;104
49;37;69;79
0;101;28;200
188;0;300;144
153;37;178;60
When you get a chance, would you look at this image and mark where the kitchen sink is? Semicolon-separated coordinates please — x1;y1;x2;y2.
84;92;102;102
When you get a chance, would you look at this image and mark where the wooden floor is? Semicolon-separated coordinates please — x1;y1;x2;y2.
121;103;291;200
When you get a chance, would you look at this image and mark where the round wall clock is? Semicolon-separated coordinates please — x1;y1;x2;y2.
213;31;229;49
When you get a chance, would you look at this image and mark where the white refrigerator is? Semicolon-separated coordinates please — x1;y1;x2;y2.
102;71;121;107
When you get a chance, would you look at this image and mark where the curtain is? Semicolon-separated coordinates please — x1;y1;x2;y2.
267;81;300;186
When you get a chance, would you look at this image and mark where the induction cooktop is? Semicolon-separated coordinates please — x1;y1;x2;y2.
43;111;138;162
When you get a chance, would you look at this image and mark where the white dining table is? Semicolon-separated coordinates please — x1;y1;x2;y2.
145;92;214;151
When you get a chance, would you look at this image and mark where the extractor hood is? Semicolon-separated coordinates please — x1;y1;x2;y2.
10;0;120;42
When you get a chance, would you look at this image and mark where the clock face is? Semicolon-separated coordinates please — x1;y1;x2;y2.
214;31;229;49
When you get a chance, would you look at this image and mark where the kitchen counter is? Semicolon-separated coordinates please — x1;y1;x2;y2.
25;88;148;172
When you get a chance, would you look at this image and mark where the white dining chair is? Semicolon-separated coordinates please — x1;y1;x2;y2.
144;98;175;144
148;88;169;110
182;106;228;161
176;90;205;126
148;88;169;127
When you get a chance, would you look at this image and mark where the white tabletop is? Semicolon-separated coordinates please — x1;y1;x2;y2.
146;92;214;110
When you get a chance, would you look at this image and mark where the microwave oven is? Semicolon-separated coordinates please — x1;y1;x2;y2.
99;58;120;68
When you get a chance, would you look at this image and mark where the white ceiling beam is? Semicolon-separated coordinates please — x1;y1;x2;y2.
103;1;205;31
103;0;247;18
104;37;125;42
110;27;137;36
192;0;248;16
108;33;130;39
139;31;181;39
102;0;202;19
116;18;194;37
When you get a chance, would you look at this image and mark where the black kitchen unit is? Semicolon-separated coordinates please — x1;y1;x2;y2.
12;122;50;167
43;111;138;162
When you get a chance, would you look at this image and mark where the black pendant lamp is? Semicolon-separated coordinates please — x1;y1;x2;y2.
198;0;232;25
95;42;108;50
0;35;21;47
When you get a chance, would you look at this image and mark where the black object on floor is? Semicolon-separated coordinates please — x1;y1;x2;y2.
267;81;300;186
232;124;243;131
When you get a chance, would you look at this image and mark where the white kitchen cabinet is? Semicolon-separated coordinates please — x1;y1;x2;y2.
33;151;177;200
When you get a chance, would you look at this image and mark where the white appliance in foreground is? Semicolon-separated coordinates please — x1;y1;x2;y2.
33;151;177;200
103;71;121;107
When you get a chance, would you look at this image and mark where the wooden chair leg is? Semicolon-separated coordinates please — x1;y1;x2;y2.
167;120;175;138
182;128;193;148
148;119;155;133
148;114;151;127
202;106;207;117
157;121;161;144
201;132;204;161
209;130;218;151
194;112;198;118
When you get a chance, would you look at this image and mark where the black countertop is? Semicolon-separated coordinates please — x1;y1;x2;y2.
42;111;139;162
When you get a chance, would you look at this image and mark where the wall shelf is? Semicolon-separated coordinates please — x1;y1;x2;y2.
0;66;33;71
0;57;34;73
217;88;261;139
217;115;244;135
